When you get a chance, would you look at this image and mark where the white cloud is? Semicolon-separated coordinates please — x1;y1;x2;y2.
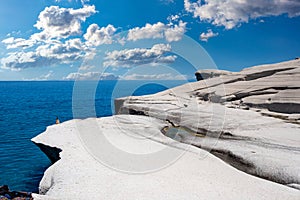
200;29;218;42
122;73;187;80
63;72;118;80
128;22;165;41
1;51;56;71
2;37;35;49
34;5;96;39
1;38;89;71
164;21;187;42
79;65;95;71
37;38;88;60
84;24;117;46
103;43;177;67
2;37;21;44
23;70;54;81
1;5;97;70
168;14;180;23
127;21;186;42
184;0;300;29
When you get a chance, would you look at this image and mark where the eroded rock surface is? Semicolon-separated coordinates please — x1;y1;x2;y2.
31;59;300;199
32;116;299;199
115;59;300;187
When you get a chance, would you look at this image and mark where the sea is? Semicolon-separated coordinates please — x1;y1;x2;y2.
0;80;191;192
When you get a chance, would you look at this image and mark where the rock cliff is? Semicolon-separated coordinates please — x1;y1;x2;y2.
115;59;300;188
32;59;300;199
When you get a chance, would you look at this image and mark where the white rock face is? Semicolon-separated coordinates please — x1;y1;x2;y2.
32;59;300;199
32;116;299;199
115;59;300;187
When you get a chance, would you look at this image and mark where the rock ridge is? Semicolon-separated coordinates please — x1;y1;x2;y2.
115;59;300;188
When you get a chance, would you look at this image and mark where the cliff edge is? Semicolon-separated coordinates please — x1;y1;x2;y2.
115;59;300;188
31;59;300;199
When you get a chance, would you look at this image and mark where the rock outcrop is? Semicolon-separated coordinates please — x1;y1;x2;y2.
31;59;300;199
115;59;300;188
32;116;299;199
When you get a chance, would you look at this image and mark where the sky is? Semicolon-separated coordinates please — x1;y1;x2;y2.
0;0;300;81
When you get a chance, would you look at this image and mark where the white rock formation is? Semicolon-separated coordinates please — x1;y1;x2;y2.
32;59;300;199
32;116;299;199
115;59;300;186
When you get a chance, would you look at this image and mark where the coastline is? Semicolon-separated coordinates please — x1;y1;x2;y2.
31;59;300;199
31;116;299;199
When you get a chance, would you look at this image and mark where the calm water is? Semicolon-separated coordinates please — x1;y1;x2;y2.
0;80;190;192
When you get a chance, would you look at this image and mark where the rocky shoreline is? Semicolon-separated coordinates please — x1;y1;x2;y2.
31;59;300;199
115;59;300;188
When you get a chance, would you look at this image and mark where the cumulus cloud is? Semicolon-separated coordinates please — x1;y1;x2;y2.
128;22;164;41
127;21;186;42
165;21;187;42
122;73;187;80
34;5;96;39
184;0;300;29
63;72;118;80
0;5;98;71
200;29;218;42
2;37;35;49
1;51;58;71
103;44;177;67
84;24;117;46
37;38;88;60
2;5;188;72
1;38;89;71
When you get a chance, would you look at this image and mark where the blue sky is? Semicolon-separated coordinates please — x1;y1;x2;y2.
0;0;300;80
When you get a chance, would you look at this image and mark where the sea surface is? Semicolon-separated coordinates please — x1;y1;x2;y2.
0;80;191;192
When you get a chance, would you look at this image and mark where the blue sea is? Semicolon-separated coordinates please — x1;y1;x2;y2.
0;80;191;192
